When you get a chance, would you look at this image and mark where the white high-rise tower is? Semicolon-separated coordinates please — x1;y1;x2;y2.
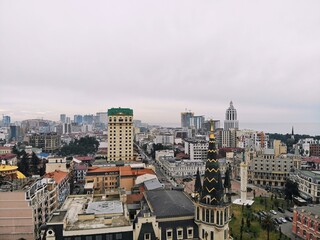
224;101;239;130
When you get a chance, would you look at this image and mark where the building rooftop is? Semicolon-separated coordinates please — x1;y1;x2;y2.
108;108;133;116
87;165;155;177
143;178;163;191
299;170;320;180
74;156;93;161
61;196;130;231
304;156;320;163
86;201;123;215
0;153;16;160
49;210;68;223
144;190;194;218
295;205;319;219
45;170;68;184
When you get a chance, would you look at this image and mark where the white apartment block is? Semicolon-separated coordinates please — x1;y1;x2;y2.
237;130;269;150
184;139;208;161
154;133;174;146
290;170;320;203
158;156;205;177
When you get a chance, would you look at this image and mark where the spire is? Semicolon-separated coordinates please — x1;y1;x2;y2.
200;120;224;205
291;126;295;140
195;168;202;193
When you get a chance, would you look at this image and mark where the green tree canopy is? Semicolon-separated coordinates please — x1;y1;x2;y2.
285;179;299;200
60;136;99;156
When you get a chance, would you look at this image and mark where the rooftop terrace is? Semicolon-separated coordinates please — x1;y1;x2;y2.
61;195;130;231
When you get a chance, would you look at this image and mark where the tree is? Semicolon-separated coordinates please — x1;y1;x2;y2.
18;153;30;177
246;217;251;228
60;136;99;156
285;179;299;202
31;152;40;175
262;214;274;240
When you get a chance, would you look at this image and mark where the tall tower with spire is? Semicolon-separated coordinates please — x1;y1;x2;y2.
194;120;231;240
224;101;239;130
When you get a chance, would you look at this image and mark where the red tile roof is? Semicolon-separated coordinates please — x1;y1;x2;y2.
0;146;11;150
88;166;119;173
74;156;93;161
304;157;320;163
0;154;17;160
86;165;155;177
126;193;144;204
45;170;68;184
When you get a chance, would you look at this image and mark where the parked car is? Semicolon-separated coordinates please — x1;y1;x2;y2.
279;217;287;223
275;218;283;224
278;207;285;213
287;208;294;212
272;219;279;226
270;209;277;215
285;216;293;222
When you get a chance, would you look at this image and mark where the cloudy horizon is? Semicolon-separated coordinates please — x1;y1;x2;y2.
1;1;319;133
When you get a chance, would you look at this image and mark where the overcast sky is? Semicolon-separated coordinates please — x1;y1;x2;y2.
1;1;320;130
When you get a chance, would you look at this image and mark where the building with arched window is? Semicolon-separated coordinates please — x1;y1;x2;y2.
194;121;232;240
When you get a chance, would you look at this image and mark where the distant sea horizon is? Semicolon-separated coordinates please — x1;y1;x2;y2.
154;122;320;136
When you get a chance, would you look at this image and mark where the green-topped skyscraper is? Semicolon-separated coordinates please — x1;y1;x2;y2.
107;107;133;162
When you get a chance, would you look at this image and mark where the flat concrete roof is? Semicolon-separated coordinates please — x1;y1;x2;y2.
86;201;123;215
61;196;129;231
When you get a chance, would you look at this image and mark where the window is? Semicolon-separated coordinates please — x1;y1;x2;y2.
177;228;183;239
166;229;173;239
196;207;199;220
187;227;193;238
115;233;122;239
96;236;102;240
211;210;214;223
211;231;214;240
144;233;151;240
85;236;92;240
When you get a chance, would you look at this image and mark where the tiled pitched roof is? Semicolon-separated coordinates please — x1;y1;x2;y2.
45;170;68;184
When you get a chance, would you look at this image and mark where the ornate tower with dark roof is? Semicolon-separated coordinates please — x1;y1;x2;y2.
194;120;231;240
200;122;224;204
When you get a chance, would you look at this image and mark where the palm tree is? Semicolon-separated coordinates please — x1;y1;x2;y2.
262;214;274;240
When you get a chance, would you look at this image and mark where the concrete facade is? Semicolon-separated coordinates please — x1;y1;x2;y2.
107;108;133;162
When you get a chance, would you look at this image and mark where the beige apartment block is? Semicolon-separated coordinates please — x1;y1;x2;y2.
107;108;133;162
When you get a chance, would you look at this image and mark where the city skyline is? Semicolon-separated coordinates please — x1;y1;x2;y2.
1;1;320;130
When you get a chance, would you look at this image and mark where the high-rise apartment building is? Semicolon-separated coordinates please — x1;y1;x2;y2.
83;114;94;124
74;115;83;124
107;108;133;162
224;101;239;130
28;133;61;153
2;115;11;127
60;114;66;123
181;111;194;128
190;115;205;130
